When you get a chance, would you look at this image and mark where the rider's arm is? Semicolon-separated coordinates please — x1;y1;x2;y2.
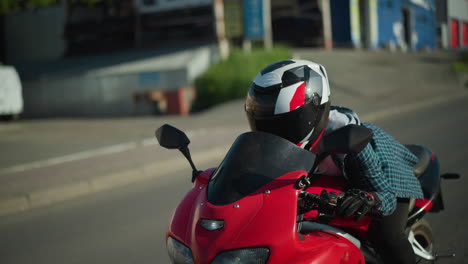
345;142;397;216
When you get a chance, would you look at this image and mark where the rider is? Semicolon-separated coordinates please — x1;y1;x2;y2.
245;59;423;264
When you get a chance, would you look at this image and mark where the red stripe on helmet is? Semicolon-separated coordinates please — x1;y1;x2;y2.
289;82;306;111
309;128;326;152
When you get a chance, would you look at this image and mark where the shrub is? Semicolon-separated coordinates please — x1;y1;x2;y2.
192;47;291;112
452;52;468;73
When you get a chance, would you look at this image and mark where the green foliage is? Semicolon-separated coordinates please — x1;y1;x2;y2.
0;0;57;13
192;47;291;112
452;52;468;73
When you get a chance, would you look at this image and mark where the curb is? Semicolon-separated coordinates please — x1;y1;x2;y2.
0;145;230;217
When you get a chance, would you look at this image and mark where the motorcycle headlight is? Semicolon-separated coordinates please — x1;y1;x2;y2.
211;248;270;264
167;237;194;264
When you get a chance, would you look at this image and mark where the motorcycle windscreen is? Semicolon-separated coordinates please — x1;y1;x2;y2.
207;131;315;206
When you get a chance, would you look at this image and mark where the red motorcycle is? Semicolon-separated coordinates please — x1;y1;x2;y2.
156;124;458;264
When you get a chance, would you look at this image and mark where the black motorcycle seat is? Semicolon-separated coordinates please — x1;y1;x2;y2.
405;145;431;177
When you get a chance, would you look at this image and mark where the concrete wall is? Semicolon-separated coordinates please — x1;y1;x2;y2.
447;0;468;21
447;0;468;49
22;69;187;117
5;5;66;64
21;46;217;117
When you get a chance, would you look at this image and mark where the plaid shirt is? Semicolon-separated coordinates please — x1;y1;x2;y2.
344;123;424;215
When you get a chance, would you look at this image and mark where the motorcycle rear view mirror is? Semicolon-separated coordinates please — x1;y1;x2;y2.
155;124;201;182
319;124;373;154
155;124;190;149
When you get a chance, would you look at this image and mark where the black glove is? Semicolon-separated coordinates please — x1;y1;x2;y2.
337;189;381;221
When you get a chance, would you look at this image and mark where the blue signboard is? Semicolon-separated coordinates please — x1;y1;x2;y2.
243;0;264;39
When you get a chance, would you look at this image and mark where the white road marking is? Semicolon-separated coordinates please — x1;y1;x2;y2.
0;127;241;175
0;142;139;175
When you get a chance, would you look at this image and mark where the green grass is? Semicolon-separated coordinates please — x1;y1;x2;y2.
192;47;291;112
452;52;468;73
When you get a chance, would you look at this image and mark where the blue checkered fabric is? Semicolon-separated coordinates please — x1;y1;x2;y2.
344;123;424;215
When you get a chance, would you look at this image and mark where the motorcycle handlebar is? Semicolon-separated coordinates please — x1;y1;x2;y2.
299;192;326;206
299;191;383;218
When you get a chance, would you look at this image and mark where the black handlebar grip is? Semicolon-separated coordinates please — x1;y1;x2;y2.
299;192;320;201
299;191;332;208
300;191;383;218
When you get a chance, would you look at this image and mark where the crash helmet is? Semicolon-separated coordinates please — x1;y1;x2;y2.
245;59;331;149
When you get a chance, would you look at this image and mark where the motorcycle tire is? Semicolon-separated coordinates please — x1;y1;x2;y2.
410;219;434;264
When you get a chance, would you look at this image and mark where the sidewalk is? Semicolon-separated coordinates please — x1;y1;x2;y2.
0;98;249;216
0;123;247;216
0;49;465;217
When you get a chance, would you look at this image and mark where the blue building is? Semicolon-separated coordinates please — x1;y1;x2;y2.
331;0;436;50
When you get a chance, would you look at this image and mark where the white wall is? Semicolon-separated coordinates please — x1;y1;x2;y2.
447;0;468;48
448;0;468;21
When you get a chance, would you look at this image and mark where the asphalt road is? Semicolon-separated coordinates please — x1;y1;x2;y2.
0;93;467;264
375;96;468;263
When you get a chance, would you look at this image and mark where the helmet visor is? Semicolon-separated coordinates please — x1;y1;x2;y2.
246;101;328;145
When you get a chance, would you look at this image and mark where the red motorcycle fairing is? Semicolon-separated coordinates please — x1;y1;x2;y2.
414;199;433;211
167;169;365;264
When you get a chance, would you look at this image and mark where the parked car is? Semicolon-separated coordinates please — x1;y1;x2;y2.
0;65;23;120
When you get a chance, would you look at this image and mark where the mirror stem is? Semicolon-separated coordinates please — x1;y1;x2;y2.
306;152;329;186
179;146;202;182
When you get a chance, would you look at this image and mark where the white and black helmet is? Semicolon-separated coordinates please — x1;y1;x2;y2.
245;59;331;149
